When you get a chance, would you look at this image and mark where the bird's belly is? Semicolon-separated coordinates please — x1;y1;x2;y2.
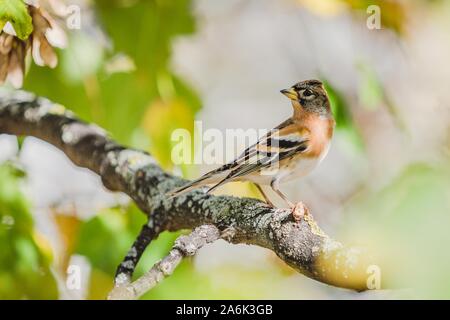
240;141;330;185
278;157;320;183
241;157;319;185
277;142;330;183
242;172;276;185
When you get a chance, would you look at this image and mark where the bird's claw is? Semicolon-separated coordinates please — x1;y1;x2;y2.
291;201;309;222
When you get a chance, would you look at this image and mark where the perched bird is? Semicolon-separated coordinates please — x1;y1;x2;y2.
168;79;335;220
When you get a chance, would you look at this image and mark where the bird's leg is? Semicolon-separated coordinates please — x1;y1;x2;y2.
270;180;308;221
254;183;274;207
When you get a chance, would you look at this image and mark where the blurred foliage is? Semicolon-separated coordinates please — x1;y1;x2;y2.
141;262;291;300
298;0;408;34
345;0;407;34
0;0;33;39
52;207;82;272
322;63;406;153
76;205;146;276
357;63;383;111
340;163;450;298
356;62;406;132
143;98;195;169
23;0;202;170
0;163;57;299
322;79;365;150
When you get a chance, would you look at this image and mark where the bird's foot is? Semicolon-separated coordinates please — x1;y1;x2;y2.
291;201;309;222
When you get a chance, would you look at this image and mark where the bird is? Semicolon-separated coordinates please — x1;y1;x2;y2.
168;79;335;221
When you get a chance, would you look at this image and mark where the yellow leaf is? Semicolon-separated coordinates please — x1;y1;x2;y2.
212;181;262;200
52;207;82;272
142;98;195;170
297;0;347;16
87;268;114;300
32;231;53;263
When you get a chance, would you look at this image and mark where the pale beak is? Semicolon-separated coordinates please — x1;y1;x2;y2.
280;88;298;100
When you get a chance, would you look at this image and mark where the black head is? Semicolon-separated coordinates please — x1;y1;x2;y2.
280;80;331;116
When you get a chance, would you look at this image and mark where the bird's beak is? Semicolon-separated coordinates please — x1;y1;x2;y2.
280;88;298;100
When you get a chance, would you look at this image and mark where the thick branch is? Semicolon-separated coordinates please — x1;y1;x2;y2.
0;91;378;292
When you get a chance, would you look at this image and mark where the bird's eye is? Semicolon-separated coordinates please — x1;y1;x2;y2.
300;89;315;100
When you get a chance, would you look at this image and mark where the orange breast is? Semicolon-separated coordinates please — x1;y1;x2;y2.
296;113;335;159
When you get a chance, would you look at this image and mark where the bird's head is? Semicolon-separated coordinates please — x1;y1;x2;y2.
281;79;331;116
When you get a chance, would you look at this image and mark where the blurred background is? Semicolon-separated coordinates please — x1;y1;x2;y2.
0;0;449;299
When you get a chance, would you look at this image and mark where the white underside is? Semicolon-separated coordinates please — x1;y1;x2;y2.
241;157;319;185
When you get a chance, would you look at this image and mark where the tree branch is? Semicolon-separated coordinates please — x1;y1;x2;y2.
108;224;220;300
0;91;379;295
114;221;160;286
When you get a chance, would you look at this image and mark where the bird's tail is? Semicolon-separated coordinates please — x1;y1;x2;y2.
166;172;224;199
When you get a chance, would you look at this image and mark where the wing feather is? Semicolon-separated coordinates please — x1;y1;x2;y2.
207;125;309;192
168;119;310;197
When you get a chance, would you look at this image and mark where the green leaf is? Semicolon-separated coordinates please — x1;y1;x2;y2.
0;0;33;40
75;207;137;275
357;63;383;110
0;163;58;299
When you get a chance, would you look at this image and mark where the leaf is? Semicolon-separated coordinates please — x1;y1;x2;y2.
0;163;58;299
86;268;114;300
75;207;137;275
299;0;409;35
344;0;407;35
357;63;383;110
52;208;82;272
297;0;347;16
16;136;25;151
142;97;196;170
0;0;33;40
60;33;104;83
215;182;261;201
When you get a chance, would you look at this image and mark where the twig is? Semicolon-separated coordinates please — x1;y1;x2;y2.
108;225;220;300
114;220;162;286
